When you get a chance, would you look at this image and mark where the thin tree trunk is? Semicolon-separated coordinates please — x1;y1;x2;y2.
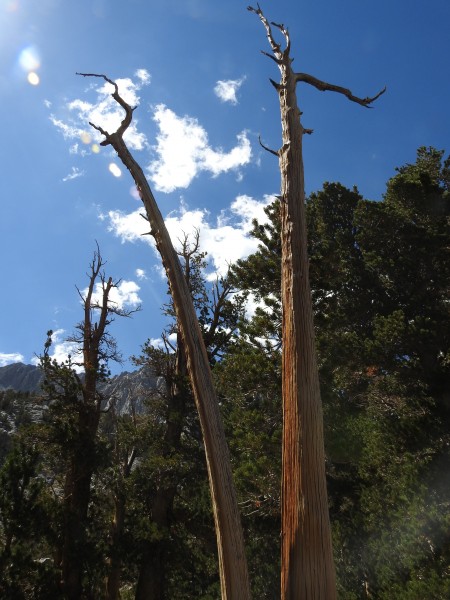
134;490;175;600
278;75;336;599
61;411;100;600
117;137;250;600
79;73;251;599
106;490;126;600
135;339;186;600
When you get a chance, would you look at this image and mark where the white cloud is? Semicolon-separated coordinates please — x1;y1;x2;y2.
148;104;252;192
135;68;151;84
105;209;150;243
50;71;252;193
135;268;147;280
62;166;85;182
103;194;274;276
31;329;82;371
0;352;25;367
214;77;246;105
49;71;150;152
82;280;142;311
50;115;85;141
148;333;177;351
110;280;141;309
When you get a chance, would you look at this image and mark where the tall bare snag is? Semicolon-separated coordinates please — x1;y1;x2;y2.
77;73;251;600
248;5;385;599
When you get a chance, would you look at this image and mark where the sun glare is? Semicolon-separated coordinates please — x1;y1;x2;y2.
109;163;122;177
80;131;91;144
27;72;39;86
18;45;41;85
18;45;40;72
5;0;19;12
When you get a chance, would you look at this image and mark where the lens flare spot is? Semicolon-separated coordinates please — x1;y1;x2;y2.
109;163;122;177
27;72;40;86
80;131;91;144
91;144;100;154
19;46;40;72
6;1;19;12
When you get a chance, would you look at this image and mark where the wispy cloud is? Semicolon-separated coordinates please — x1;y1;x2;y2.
148;105;251;193
62;166;85;182
214;77;246;105
0;352;25;367
135;268;147;280
103;194;274;276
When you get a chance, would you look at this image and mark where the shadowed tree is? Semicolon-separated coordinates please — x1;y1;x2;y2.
248;5;385;599
40;247;138;600
77;74;251;599
130;232;247;599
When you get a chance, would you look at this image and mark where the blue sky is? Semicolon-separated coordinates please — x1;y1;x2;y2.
1;0;449;374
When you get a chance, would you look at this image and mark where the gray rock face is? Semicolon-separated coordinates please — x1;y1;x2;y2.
0;363;162;433
0;363;43;393
0;363;160;464
100;367;159;415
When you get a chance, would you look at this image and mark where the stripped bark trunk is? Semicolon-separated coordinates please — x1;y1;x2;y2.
277;39;337;600
79;73;251;600
248;6;384;599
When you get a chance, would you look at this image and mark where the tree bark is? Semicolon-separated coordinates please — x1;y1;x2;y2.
248;6;384;599
79;74;251;600
278;45;337;600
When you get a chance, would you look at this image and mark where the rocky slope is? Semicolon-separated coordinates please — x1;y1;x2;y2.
0;363;159;457
0;362;43;393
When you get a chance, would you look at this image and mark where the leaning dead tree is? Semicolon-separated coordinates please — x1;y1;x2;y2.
77;73;251;599
248;5;385;600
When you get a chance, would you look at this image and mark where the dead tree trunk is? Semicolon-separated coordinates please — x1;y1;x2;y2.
248;6;385;599
78;73;251;600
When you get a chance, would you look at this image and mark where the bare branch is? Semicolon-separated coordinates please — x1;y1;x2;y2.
248;5;284;59
270;21;291;55
258;135;279;157
269;78;282;91
261;50;282;66
162;331;177;354
139;212;155;236
295;72;386;107
76;72;136;143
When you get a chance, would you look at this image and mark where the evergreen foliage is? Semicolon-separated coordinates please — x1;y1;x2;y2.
0;147;448;598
